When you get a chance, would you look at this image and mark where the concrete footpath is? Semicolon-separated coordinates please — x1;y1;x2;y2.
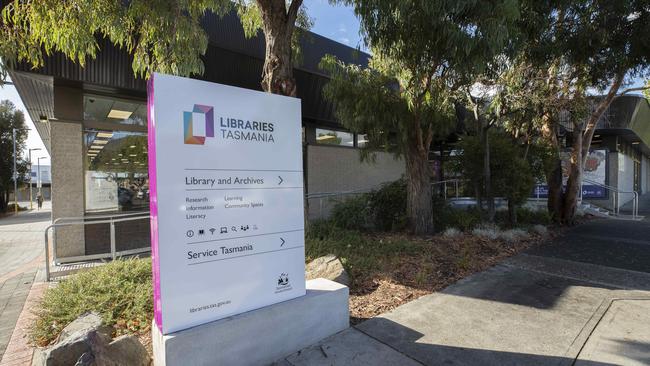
280;218;650;366
0;203;51;361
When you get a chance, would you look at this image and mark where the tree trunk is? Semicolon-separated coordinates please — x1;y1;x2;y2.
541;114;563;222
561;72;625;224
481;126;495;221
581;73;625;165
508;198;517;226
256;0;302;97
562;131;582;224
405;143;434;235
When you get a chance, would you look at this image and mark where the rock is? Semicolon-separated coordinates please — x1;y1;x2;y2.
32;313;151;366
94;335;151;366
305;255;350;286
74;352;94;366
59;312;111;342
32;312;111;366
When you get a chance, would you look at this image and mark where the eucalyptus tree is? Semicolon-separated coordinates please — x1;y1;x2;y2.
322;0;521;234
0;0;309;97
518;0;650;223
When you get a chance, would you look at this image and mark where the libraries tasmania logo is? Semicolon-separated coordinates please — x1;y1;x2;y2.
183;104;214;145
183;104;277;145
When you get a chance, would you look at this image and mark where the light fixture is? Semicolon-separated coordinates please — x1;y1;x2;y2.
594;135;600;138
316;135;336;141
107;109;133;119
97;132;113;139
129;154;137;157
632;141;640;145
130;145;136;148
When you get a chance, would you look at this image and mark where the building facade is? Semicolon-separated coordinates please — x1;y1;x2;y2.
9;12;404;261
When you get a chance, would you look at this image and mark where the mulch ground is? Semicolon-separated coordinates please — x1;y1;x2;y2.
347;231;557;324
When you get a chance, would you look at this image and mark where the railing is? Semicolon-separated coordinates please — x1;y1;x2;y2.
432;179;468;200
306;188;374;219
44;211;151;281
581;177;639;219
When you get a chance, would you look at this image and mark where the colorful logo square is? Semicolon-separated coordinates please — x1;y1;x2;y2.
183;104;214;145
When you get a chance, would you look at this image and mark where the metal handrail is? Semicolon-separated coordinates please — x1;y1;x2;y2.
54;211;150;224
44;213;151;281
582;177;638;219
431;178;468;200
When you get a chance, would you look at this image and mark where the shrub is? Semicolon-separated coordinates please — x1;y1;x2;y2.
442;227;462;238
471;223;501;240
329;194;370;230
494;207;551;227
30;258;152;347
499;228;530;243
530;224;548;236
329;178;407;232
367;179;407;231
434;205;482;232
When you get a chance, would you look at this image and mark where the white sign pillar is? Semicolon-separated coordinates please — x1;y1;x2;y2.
148;73;307;334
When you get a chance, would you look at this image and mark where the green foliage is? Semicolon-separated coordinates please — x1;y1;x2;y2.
495;207;550;226
329;194;370;230
305;221;421;283
366;179;407;231
1;0;233;79
433;204;483;232
454;132;537;209
0;0;312;81
329;179;407;232
30;258;153;347
0;100;28;212
343;0;522;84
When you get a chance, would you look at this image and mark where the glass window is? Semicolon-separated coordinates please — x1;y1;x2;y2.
315;128;354;147
83;129;149;213
357;134;369;148
84;95;147;127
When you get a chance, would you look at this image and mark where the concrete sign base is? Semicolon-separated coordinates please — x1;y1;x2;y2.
152;279;349;366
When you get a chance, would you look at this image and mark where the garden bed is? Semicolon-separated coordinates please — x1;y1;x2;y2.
305;224;555;324
28;223;557;354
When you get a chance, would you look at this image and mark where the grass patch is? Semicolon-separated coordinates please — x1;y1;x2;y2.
30;258;152;347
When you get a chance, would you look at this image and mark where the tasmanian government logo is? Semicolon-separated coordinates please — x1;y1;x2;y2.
183;104;275;145
275;273;292;294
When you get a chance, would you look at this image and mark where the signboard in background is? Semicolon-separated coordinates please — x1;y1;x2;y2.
533;149;608;199
85;171;118;211
148;73;306;335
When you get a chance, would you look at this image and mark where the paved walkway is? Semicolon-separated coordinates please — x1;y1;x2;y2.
0;203;51;360
281;218;650;365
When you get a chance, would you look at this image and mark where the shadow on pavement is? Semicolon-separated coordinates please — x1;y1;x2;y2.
356;318;618;366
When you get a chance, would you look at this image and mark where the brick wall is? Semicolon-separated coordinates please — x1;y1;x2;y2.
306;145;404;219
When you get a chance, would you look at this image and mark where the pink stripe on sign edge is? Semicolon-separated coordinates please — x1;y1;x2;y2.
147;74;163;331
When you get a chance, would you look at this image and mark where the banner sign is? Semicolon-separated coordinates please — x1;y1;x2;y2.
533;149;608;199
148;74;306;334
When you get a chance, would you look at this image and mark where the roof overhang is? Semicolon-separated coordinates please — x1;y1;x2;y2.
8;70;54;154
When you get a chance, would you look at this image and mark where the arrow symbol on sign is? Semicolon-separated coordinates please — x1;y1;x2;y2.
280;237;285;246
278;176;284;185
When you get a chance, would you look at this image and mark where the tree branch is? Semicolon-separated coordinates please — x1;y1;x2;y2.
619;85;649;96
286;0;302;30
